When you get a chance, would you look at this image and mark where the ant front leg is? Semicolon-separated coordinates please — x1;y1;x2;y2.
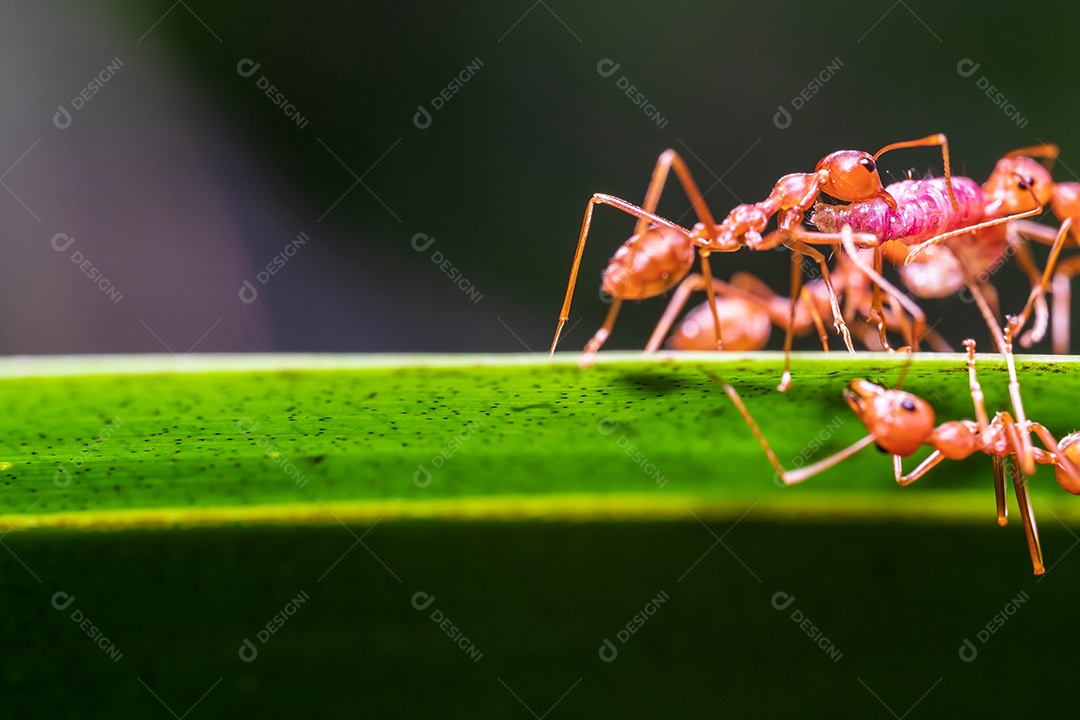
777;249;805;392
1002;320;1037;477
706;372;878;485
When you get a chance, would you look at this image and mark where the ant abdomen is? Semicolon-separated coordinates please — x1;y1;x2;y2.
1055;434;1080;495
601;225;694;300
668;298;770;352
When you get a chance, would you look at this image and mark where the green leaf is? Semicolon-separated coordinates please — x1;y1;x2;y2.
3;351;1077;530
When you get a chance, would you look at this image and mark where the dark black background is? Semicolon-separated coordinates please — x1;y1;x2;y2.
1;0;1076;355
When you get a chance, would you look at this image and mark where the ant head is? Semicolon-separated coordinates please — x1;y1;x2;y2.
843;379;935;456
1054;433;1080;496
983;156;1053;213
1051;182;1080;223
816;150;892;204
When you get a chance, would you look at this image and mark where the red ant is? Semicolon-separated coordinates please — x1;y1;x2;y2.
712;315;1080;575
550;135;960;379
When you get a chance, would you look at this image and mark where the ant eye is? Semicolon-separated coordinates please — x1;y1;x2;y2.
1017;178;1030;191
859;158;876;173
901;398;917;412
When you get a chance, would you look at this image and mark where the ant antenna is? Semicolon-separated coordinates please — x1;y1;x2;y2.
873;133;958;211
1004;143;1059;172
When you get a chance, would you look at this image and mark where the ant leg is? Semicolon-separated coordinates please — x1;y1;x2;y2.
874;133;958;211
550;193;692;354
633;151;728;348
645;274;708;353
783;238;855;353
801;287;830;351
1003;321;1037;476
1014;219;1073;347
580;298;624;365
706;372;878;485
1051;256;1080;354
871;247;896;351
837;228;927;351
894;450;947;487
992;455;1009;526
698;252;724;350
906;205;1044;261
778;251;805;392
964;280;1008;354
635;149;720;235
1006;453;1045;575
1007;232;1050;346
962;339;991;433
